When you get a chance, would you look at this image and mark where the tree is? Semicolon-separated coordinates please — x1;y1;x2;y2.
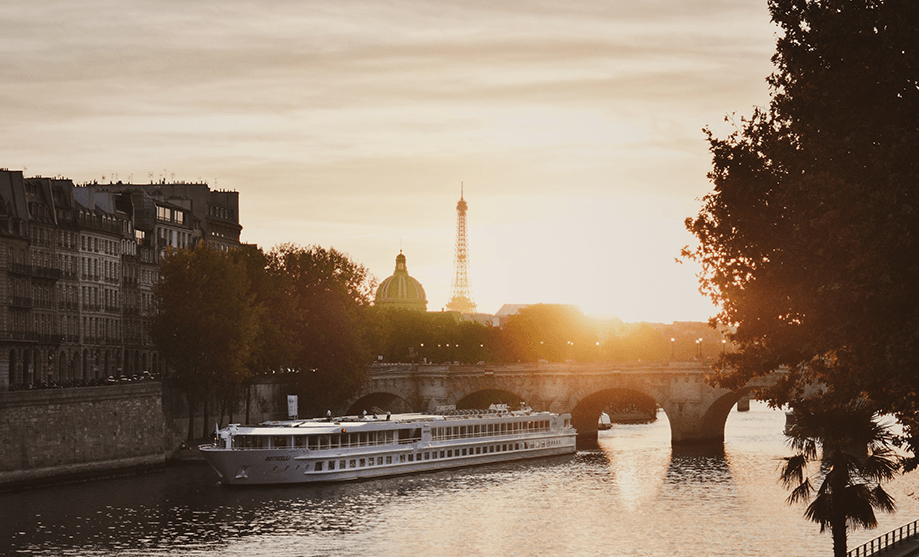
227;245;295;423
266;244;376;416
151;246;260;442
781;400;901;557
502;304;598;362
602;323;670;361
683;0;919;452
371;309;494;365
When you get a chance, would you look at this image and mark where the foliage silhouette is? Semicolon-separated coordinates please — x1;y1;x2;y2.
781;400;901;557
684;0;919;458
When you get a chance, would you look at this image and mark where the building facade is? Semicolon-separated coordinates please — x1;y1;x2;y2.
0;170;243;391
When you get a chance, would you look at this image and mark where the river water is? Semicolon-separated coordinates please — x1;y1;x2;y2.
3;402;919;557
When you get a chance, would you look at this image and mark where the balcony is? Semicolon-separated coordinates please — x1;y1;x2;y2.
33;267;62;280
7;330;38;342
10;263;32;276
9;296;32;308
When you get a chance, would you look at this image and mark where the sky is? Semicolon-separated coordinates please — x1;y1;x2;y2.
1;0;777;323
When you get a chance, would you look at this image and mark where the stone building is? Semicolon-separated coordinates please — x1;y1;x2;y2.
87;182;242;253
374;251;428;312
0;170;243;391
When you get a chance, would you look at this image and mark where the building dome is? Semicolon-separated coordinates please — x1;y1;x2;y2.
375;252;427;311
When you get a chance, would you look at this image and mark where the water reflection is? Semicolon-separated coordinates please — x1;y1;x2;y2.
667;444;733;487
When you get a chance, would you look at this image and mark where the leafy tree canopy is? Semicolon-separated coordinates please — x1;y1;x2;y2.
684;0;919;448
266;244;376;415
151;246;258;392
371;309;497;364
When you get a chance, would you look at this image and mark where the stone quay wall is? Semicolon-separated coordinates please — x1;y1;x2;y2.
0;379;289;489
0;382;165;489
162;379;288;451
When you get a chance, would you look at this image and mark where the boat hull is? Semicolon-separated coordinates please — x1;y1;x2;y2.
202;439;574;485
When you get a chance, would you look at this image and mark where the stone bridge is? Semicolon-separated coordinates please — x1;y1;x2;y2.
344;361;778;446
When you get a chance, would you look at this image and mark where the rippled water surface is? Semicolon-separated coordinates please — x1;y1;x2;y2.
3;403;919;556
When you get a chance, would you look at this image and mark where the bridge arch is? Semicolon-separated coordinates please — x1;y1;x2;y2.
456;389;523;410
347;392;414;415
570;388;665;446
696;387;759;444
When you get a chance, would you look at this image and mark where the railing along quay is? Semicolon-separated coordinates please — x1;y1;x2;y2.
848;519;919;557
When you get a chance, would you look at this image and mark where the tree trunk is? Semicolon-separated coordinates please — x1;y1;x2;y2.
832;514;847;557
186;394;196;444
246;383;251;424
218;396;227;430
201;399;209;441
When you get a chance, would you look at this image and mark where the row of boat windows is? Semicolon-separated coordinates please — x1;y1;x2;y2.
233;429;423;449
311;438;565;472
430;420;552;441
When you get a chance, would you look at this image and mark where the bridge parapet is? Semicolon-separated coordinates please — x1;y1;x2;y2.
367;361;714;376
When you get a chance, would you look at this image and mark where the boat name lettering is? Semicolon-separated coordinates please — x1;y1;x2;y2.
265;456;290;461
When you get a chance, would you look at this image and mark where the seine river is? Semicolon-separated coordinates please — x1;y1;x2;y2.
3;402;919;556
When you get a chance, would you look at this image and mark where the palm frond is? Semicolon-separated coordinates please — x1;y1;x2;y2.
860;450;902;483
870;485;897;515
780;454;809;489
842;489;878;530
804;494;833;532
786;478;813;505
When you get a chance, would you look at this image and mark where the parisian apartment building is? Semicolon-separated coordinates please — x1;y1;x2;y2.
0;168;242;391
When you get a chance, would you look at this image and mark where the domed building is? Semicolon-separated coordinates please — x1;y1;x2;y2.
375;251;428;312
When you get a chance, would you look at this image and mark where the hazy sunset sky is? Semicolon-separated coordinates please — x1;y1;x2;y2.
2;1;777;323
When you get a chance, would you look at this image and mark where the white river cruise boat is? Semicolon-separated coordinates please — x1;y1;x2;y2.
199;405;577;485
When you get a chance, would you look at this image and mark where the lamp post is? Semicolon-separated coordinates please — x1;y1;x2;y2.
670;338;675;360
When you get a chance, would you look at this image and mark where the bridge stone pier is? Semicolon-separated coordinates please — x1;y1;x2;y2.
345;362;777;446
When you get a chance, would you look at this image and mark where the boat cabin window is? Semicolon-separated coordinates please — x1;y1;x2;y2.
272;436;289;448
233;435;265;448
398;428;422;444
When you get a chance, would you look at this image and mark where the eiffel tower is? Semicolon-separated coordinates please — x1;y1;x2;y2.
446;185;476;314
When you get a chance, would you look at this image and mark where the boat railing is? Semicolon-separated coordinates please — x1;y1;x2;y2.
847;519;919;557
